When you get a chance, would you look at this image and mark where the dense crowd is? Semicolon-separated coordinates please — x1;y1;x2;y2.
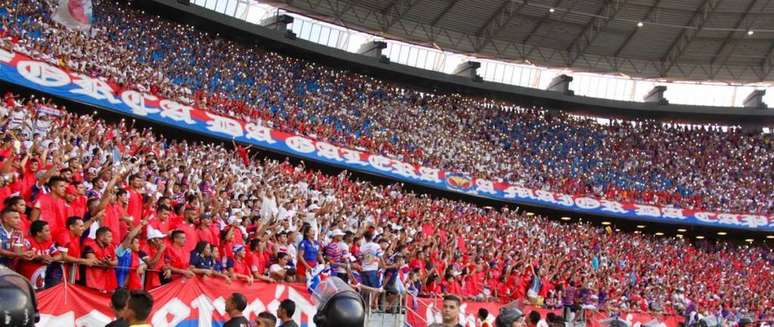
0;93;771;325
0;0;771;216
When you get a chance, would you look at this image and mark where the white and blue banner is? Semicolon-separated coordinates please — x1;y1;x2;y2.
0;48;771;232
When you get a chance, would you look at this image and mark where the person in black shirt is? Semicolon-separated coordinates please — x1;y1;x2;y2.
278;299;299;327
223;292;250;327
105;288;130;327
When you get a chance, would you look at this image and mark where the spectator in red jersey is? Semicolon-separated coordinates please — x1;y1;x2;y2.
59;216;98;283
126;174;144;225
163;230;194;280
29;176;67;238
82;226;118;291
3;196;29;233
141;228;167;289
177;208;200;253
227;244;253;283
16;220;61;289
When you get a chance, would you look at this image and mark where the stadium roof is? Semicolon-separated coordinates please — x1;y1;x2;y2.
269;0;774;82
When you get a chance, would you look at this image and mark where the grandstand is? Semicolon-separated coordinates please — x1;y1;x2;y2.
0;0;771;326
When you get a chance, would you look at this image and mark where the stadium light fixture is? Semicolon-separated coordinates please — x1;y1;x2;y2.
636;225;646;229
637;21;644;28
695;235;705;239
601;221;611;225
655;232;664;236
526;212;535;216
767;235;774;239
676;234;683;238
747;29;754;36
677;228;687;232
745;239;754;243
549;8;555;13
717;231;727;236
560;216;571;221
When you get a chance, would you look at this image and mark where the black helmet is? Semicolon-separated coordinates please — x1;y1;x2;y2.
312;277;365;327
0;265;39;327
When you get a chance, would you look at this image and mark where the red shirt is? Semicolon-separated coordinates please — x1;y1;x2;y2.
102;203;123;243
82;239;117;291
176;223;199;253
164;244;190;273
127;188;144;225
34;193;67;234
231;256;251;276
17;237;58;289
196;227;218;246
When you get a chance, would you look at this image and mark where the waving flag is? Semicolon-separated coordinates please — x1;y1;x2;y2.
52;0;93;32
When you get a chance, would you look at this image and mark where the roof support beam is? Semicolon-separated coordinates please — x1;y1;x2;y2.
660;0;722;76
566;0;626;66
429;0;461;26
612;0;662;57
472;0;530;53
707;0;760;77
521;0;565;44
380;0;424;32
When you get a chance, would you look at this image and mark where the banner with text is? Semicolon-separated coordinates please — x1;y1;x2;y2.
406;296;684;327
36;277;315;326
0;48;771;232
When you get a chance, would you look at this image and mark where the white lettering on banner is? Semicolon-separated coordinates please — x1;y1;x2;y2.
393;161;419;179
316;142;342;161
556;194;574;207
243;123;276;144
634;205;661;217
121;90;160;117
575;197;601;209
266;285;286;317
287;286;318;327
661;208;687;220
242;297;267;322
535;190;557;204
740;215;769;228
70;74;121;104
17;60;70;87
600;200;628;214
368;155;393;172
159;99;196;124
191;295;226;327
75;310;112;327
151;298;191;327
418;166;441;183
205;114;244;138
340;148;368;166
285;136;316;153
717;213;740;225
0;48;13;63
39;312;76;326
694;212;717;223
475;179;497;195
503;186;533;200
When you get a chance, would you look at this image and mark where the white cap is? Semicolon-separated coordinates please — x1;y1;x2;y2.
331;229;345;237
147;227;166;240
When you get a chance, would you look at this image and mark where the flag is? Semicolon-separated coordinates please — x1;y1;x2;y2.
52;0;93;32
306;264;331;293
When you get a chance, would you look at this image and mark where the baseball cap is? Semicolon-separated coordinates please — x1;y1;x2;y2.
147;228;166;240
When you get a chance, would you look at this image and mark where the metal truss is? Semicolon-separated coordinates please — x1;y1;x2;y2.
276;0;774;82
566;0;626;66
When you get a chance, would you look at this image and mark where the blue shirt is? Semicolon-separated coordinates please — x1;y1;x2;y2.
299;239;320;263
0;224;25;267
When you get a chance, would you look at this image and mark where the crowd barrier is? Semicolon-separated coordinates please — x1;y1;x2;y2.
0;48;770;232
35;274;685;327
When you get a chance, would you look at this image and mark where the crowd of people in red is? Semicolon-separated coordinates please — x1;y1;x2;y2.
0;93;770;325
0;0;771;216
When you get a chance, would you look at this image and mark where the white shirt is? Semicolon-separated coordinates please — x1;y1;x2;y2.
360;241;382;272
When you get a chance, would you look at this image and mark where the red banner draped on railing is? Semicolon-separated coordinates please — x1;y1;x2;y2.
406;296;684;327
36;277;316;327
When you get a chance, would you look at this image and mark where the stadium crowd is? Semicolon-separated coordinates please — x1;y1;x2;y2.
0;0;771;216
0;93;770;325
